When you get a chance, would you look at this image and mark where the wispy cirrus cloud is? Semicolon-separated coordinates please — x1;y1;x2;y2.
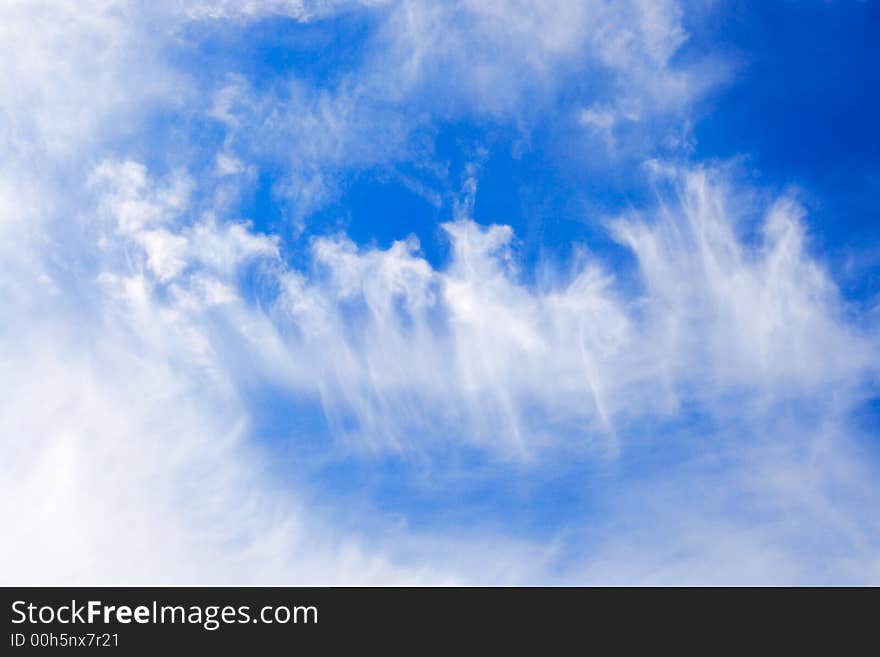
80;158;877;458
199;0;723;227
2;0;879;585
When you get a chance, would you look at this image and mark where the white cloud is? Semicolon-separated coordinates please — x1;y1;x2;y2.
204;0;723;227
253;167;870;455
0;1;186;161
0;156;553;585
1;0;878;586
83;157;880;447
0;303;558;585
369;0;697;116
28;155;871;583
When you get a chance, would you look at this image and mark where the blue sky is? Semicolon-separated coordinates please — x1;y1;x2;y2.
2;1;880;584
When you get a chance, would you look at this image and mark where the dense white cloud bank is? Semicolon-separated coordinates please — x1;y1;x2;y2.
1;1;879;584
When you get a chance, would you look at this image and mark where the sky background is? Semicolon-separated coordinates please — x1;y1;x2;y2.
2;0;880;584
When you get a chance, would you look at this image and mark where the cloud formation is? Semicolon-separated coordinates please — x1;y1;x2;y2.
2;0;879;584
84;158;877;455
